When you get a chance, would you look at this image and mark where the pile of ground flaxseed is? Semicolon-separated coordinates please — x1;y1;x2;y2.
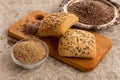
13;39;46;64
21;19;40;35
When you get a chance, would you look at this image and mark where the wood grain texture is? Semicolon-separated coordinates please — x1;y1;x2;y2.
8;11;112;72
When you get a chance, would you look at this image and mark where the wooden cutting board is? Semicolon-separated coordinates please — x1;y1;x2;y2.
8;10;112;72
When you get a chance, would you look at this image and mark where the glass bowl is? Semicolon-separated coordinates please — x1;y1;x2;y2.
11;39;49;69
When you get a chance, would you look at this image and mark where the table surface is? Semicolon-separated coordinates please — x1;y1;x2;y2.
0;0;120;80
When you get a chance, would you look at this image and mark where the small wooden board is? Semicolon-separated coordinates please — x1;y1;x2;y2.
8;11;112;72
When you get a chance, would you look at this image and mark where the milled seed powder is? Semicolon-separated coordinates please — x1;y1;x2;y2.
13;39;46;64
68;0;115;25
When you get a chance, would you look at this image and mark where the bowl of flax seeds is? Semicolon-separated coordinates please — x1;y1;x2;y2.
11;39;49;69
63;0;120;29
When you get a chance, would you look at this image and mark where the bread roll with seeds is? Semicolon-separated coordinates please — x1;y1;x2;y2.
38;12;79;37
58;29;96;58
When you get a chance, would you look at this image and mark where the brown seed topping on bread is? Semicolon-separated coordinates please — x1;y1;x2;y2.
41;13;67;29
58;29;96;58
38;12;79;37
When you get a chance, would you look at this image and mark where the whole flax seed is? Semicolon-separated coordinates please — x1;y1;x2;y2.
68;0;115;25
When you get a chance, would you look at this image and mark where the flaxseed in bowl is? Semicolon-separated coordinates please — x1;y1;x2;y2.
63;0;120;29
11;39;49;69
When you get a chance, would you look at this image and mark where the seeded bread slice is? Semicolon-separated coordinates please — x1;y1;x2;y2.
58;29;96;58
38;12;79;37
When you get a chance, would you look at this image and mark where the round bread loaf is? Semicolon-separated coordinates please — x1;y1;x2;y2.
58;29;96;58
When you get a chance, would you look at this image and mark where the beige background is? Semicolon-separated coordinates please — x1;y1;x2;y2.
0;0;120;80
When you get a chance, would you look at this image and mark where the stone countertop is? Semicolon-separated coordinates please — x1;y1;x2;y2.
0;0;120;80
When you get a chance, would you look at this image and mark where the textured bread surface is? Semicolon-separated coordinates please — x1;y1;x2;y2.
38;12;79;37
58;29;96;58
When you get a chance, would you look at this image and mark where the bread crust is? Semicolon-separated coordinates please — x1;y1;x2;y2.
38;12;79;37
58;29;96;58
